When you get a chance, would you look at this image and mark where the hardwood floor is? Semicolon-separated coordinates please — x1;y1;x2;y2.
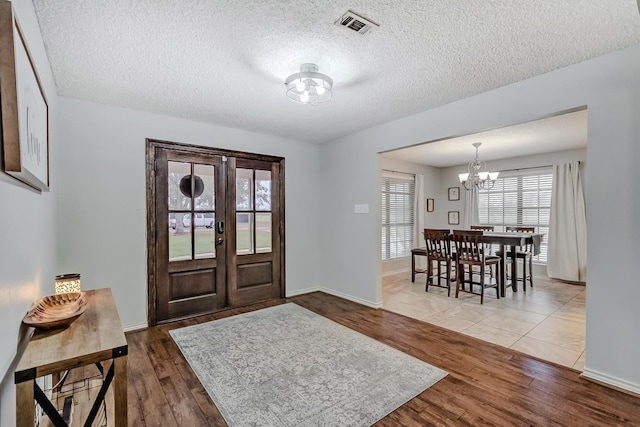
126;292;640;426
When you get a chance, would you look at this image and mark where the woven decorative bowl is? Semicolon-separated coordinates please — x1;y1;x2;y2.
22;292;88;330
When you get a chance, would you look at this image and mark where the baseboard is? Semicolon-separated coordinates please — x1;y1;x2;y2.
318;287;383;309
581;369;640;397
286;287;320;297
123;321;148;332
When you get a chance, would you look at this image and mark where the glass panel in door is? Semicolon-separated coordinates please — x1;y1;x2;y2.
168;161;216;261
236;168;273;255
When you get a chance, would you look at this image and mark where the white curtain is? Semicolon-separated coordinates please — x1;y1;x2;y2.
462;185;479;230
414;174;426;268
547;162;587;282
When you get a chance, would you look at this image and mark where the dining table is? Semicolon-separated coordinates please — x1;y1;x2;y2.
482;232;543;297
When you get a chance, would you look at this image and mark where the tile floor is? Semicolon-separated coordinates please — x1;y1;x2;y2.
382;271;586;370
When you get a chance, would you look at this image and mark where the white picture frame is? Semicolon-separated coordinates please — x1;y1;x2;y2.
448;211;459;225
447;187;459;201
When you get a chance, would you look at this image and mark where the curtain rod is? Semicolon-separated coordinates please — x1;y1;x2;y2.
382;169;415;176
498;161;581;173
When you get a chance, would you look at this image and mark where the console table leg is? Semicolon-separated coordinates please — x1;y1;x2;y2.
114;356;128;427
16;381;34;427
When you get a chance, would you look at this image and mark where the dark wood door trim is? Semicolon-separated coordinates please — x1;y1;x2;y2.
146;139;286;326
145;141;158;326
146;138;284;163
278;158;286;299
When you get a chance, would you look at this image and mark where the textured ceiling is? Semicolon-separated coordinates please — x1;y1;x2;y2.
32;0;640;144
382;109;587;167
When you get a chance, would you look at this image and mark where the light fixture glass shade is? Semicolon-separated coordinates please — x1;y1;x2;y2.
460;143;499;191
55;273;81;294
285;63;333;105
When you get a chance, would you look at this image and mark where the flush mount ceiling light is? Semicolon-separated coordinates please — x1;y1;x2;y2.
284;63;333;106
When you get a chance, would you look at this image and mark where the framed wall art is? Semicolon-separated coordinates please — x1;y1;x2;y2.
447;186;459;201
448;211;459;225
0;2;49;192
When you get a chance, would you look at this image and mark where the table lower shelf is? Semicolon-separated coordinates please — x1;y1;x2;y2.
39;365;112;427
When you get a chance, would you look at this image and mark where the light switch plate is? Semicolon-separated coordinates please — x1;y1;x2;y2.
354;204;369;214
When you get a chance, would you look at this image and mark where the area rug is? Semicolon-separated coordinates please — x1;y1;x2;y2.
169;303;447;426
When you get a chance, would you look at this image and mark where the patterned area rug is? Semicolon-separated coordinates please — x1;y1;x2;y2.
170;303;447;427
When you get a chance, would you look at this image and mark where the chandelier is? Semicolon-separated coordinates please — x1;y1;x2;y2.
284;63;333;105
458;142;499;190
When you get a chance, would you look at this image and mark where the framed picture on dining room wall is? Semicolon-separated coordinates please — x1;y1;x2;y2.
0;2;49;192
448;186;459;201
426;198;434;212
448;211;459;225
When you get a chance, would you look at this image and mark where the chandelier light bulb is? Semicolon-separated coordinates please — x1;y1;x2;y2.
300;91;309;103
296;80;305;92
316;85;326;95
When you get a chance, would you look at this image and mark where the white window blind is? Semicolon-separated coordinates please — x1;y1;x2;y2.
477;168;552;263
381;174;415;260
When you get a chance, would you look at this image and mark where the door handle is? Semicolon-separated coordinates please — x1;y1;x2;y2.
216;221;225;234
216;237;224;246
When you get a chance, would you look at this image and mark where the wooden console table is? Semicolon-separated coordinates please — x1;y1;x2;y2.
15;288;127;426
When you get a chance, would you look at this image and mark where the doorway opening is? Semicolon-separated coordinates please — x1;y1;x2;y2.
378;108;587;369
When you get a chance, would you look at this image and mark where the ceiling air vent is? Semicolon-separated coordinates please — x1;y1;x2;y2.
335;10;379;35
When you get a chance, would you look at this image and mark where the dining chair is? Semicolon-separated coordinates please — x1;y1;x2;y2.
496;226;535;290
423;229;455;296
451;230;501;304
470;225;495;278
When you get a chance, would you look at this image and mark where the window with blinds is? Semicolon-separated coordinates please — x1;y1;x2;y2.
477;168;553;263
381;175;415;260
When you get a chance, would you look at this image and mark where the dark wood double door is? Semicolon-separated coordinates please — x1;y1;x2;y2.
146;140;284;325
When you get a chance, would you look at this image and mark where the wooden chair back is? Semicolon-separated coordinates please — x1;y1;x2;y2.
505;226;535;233
423;229;452;261
505;226;535;251
471;225;495;253
451;230;485;264
470;225;494;232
